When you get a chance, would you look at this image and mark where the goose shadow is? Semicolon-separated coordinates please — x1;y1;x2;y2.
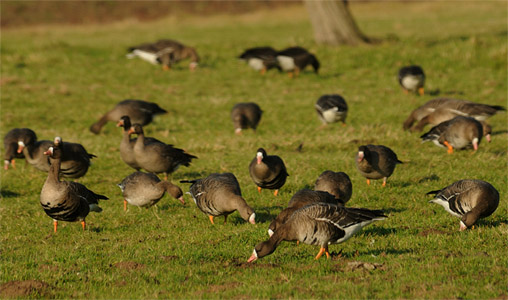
362;226;398;237
0;190;20;198
417;174;440;183
491;130;508;137
331;247;412;259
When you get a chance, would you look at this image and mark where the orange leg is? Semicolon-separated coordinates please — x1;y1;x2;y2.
296;241;300;246
315;246;330;260
294;68;300;77
257;186;262;194
53;220;58;233
162;65;170;71
418;87;425;96
341;123;347;127
124;199;127;211
382;178;387;187
208;215;215;225
273;189;279;196
366;179;371;185
403;89;409;95
288;72;294;78
11;159;16;169
260;67;267;75
81;220;86;231
443;141;454;154
223;215;228;224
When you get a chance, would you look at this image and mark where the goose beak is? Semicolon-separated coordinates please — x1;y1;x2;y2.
247;250;258;263
357;151;364;162
17;141;25;153
178;196;185;205
43;147;54;156
116;120;124;127
249;213;256;224
485;134;491;143
472;138;479;151
235;128;242;135
127;127;135;135
459;221;467;231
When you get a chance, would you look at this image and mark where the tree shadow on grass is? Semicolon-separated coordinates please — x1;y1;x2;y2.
230;208;278;225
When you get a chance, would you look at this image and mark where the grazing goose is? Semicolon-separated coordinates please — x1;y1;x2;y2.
314;170;352;204
268;189;340;237
40;140;108;232
276;47;320;77
90;99;167;134
118;171;184;211
3;128;37;170
129;124;197;180
231;102;263;135
398;65;425;95
315;94;348;127
248;203;386;262
403;98;505;132
356;145;402;187
427;179;499;231
180;173;256;225
117;116;162;170
238;47;280;74
127;39;200;71
249;148;289;196
420;116;483;154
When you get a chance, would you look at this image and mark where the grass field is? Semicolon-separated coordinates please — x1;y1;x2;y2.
1;2;507;298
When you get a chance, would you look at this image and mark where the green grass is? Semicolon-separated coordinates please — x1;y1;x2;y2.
1;2;507;298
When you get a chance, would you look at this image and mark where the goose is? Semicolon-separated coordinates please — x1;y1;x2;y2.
18;136;95;178
315;94;348;127
118;171;184;211
180;172;255;225
403;98;505;132
398;65;425;95
231;102;263;135
248;203;386;262
117;116;163;171
356;145;402;187
420;116;483;154
127;39;200;71
90;99;167;134
314;170;352;204
276;47;320;77
238;47;280;74
129;124;197;180
249;148;289;196
268;189;340;237
40;138;108;232
427;179;499;231
3;128;37;170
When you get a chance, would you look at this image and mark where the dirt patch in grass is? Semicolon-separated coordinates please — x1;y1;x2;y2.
112;261;145;270
0;280;51;298
331;260;386;273
418;228;448;236
230;259;278;269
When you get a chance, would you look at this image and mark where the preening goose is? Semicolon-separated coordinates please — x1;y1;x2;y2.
181;172;256;225
127;39;199;71
356;145;402;187
249;148;289;196
427;179;499;231
314;170;352;204
40;139;108;232
276;47;320;77
398;65;425;95
420;116;483;154
267;189;340;237
315;94;348;127
118;171;184;211
231;102;263;135
129;124;197;180
90;99;167;134
238;47;280;74
248;203;386;262
3;128;37;170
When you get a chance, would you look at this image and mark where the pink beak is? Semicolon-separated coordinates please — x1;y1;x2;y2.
247;252;257;263
486;134;491;143
473;141;478;151
257;157;262;165
357;152;364;163
17;144;24;154
178;197;185;205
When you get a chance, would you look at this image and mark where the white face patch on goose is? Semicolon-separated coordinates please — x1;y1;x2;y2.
18;141;25;147
268;228;274;237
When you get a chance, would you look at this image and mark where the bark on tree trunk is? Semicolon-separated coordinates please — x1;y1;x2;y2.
304;0;370;46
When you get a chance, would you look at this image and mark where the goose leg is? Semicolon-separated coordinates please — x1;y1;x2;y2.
11;159;16;169
208;215;215;225
124;199;127;211
162;65;170;71
260;67;267;75
443;141;454;154
315;246;330;260
223;215;227;224
366;179;371;185
257;186;262;194
273;190;279;196
53;220;58;233
382;178;387;187
418;87;424;96
81;220;86;231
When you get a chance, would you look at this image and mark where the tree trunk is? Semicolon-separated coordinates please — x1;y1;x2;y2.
304;0;370;46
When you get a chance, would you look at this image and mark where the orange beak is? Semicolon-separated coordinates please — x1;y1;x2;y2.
116;120;124;127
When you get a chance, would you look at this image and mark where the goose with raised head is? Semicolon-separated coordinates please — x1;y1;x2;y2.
181;172;255;225
238;47;280;74
40;138;108;232
3;128;37;170
398;65;425;95
420;116;483;154
231;102;263;135
248;203;386;262
315;94;348;127
314;170;352;204
118;171;184;211
90;99;167;134
249;148;288;196
427;179;499;231
276;47;319;77
356;145;402;187
129;124;197;180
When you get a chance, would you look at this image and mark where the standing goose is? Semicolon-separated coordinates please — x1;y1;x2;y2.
129;124;197;180
238;47;280;74
90;99;167;134
403;98;505;132
276;47;320;77
427;179;499;231
248;203;386;262
398;65;425;95
268;189;340;237
420;116;483;154
180;173;256;225
314;170;352;204
127;39;199;71
249;148;289;196
3;128;37;170
117;116;162;170
356;145;402;187
40;139;108;232
315;94;348;127
231;102;263;135
118;171;184;211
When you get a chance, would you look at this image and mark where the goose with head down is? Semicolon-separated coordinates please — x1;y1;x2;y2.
356;144;402;187
238;46;280;74
276;46;319;77
3;128;37;170
314;170;352;204
127;39;199;71
231;102;263;135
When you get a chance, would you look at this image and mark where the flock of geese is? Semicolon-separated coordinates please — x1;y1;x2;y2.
3;38;504;262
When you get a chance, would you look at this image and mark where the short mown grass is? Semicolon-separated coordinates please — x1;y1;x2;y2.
1;2;507;299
